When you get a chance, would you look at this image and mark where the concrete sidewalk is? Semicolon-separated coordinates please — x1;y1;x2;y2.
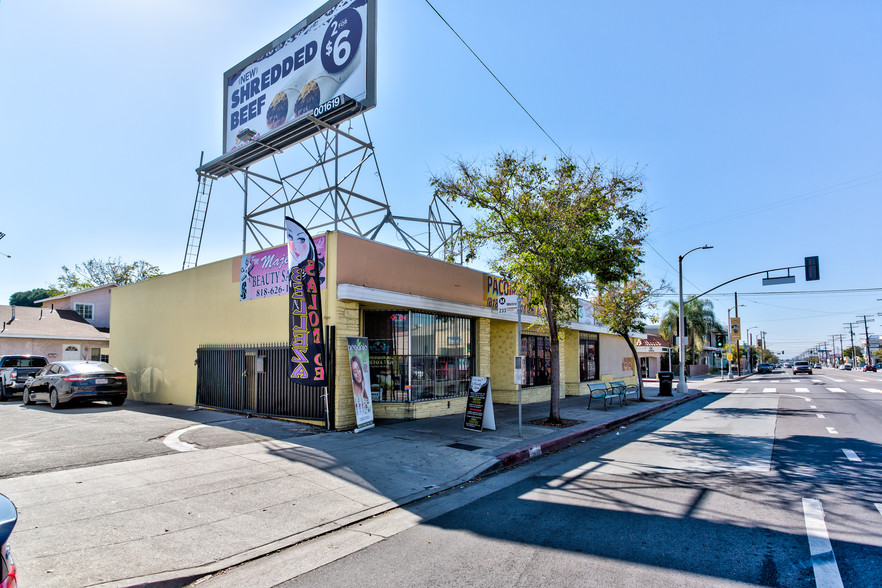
4;383;706;587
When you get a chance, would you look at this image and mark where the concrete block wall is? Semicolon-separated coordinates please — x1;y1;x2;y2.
333;299;361;430
489;320;517;403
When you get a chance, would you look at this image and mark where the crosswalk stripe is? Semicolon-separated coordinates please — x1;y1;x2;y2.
795;387;809;393
827;388;845;392
802;498;844;588
861;388;882;393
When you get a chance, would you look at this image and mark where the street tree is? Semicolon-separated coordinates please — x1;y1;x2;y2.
843;346;864;364
658;299;725;365
56;257;162;292
591;275;668;401
9;287;63;307
432;152;647;423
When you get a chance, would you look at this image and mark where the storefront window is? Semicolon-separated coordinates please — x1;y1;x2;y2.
521;334;552;387
364;310;474;402
579;334;599;382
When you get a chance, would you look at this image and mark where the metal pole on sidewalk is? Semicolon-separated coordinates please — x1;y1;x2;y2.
517;302;522;437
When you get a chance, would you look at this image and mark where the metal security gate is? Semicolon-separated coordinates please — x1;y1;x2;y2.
196;339;333;424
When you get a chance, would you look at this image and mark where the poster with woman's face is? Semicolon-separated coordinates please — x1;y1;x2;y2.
347;336;374;429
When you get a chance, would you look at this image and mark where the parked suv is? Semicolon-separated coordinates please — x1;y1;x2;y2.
793;361;813;375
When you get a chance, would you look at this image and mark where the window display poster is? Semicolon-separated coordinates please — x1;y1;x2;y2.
286;217;326;387
347;336;374;431
464;376;495;432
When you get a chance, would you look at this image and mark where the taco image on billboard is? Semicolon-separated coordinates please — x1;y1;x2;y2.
294;81;321;117
266;92;289;130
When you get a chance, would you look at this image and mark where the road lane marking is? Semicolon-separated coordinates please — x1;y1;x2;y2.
763;388;776;393
817;414;826;419
861;388;882;393
802;498;844;588
826;388;845;393
734;388;747;393
876;504;882;518
826;427;838;435
842;449;861;462
810;405;817;409
163;424;208;452
796;387;809;393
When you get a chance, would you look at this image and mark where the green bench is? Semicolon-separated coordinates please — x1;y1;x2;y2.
609;380;639;405
587;382;622;410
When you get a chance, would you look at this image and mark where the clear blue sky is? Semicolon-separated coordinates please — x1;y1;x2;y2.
1;0;880;359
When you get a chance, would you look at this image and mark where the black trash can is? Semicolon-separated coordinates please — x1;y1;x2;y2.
657;371;674;397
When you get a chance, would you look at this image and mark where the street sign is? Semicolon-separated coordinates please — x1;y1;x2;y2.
497;295;519;314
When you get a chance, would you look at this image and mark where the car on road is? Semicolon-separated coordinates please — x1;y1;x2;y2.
839;364;852;370
0;493;16;588
23;361;127;410
862;364;877;372
792;361;813;375
756;363;773;374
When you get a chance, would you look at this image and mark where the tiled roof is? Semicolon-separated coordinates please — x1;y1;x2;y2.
634;333;671;347
0;305;110;341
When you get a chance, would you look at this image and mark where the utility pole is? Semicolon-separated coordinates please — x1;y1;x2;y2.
843;322;857;366
856;314;875;368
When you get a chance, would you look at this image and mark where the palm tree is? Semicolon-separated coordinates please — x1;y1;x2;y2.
659;299;725;364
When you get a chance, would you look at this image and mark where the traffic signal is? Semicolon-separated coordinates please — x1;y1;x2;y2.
805;256;820;281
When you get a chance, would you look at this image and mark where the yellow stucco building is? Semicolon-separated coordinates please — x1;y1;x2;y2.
110;232;640;430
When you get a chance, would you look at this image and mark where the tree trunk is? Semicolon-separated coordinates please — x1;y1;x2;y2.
619;331;644;401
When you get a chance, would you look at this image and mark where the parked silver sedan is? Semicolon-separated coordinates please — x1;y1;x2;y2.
23;361;127;409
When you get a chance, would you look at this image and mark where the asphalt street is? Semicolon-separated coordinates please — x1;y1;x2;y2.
202;369;882;587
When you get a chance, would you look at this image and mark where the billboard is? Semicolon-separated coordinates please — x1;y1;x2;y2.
223;0;376;154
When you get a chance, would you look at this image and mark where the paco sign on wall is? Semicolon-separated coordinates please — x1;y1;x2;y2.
223;0;376;154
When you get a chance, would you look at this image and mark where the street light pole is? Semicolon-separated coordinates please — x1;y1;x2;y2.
678;245;713;394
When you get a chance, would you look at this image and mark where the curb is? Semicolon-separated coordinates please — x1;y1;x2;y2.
123;392;702;586
490;391;704;474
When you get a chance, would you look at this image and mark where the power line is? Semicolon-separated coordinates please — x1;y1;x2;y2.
424;0;566;157
659;287;882;297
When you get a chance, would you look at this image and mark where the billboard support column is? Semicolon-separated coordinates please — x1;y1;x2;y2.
242;168;249;254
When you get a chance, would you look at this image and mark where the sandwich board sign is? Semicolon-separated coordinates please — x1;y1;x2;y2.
463;377;495;431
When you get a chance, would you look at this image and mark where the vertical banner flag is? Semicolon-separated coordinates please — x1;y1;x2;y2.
286;217;326;386
347;337;375;431
729;317;742;342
